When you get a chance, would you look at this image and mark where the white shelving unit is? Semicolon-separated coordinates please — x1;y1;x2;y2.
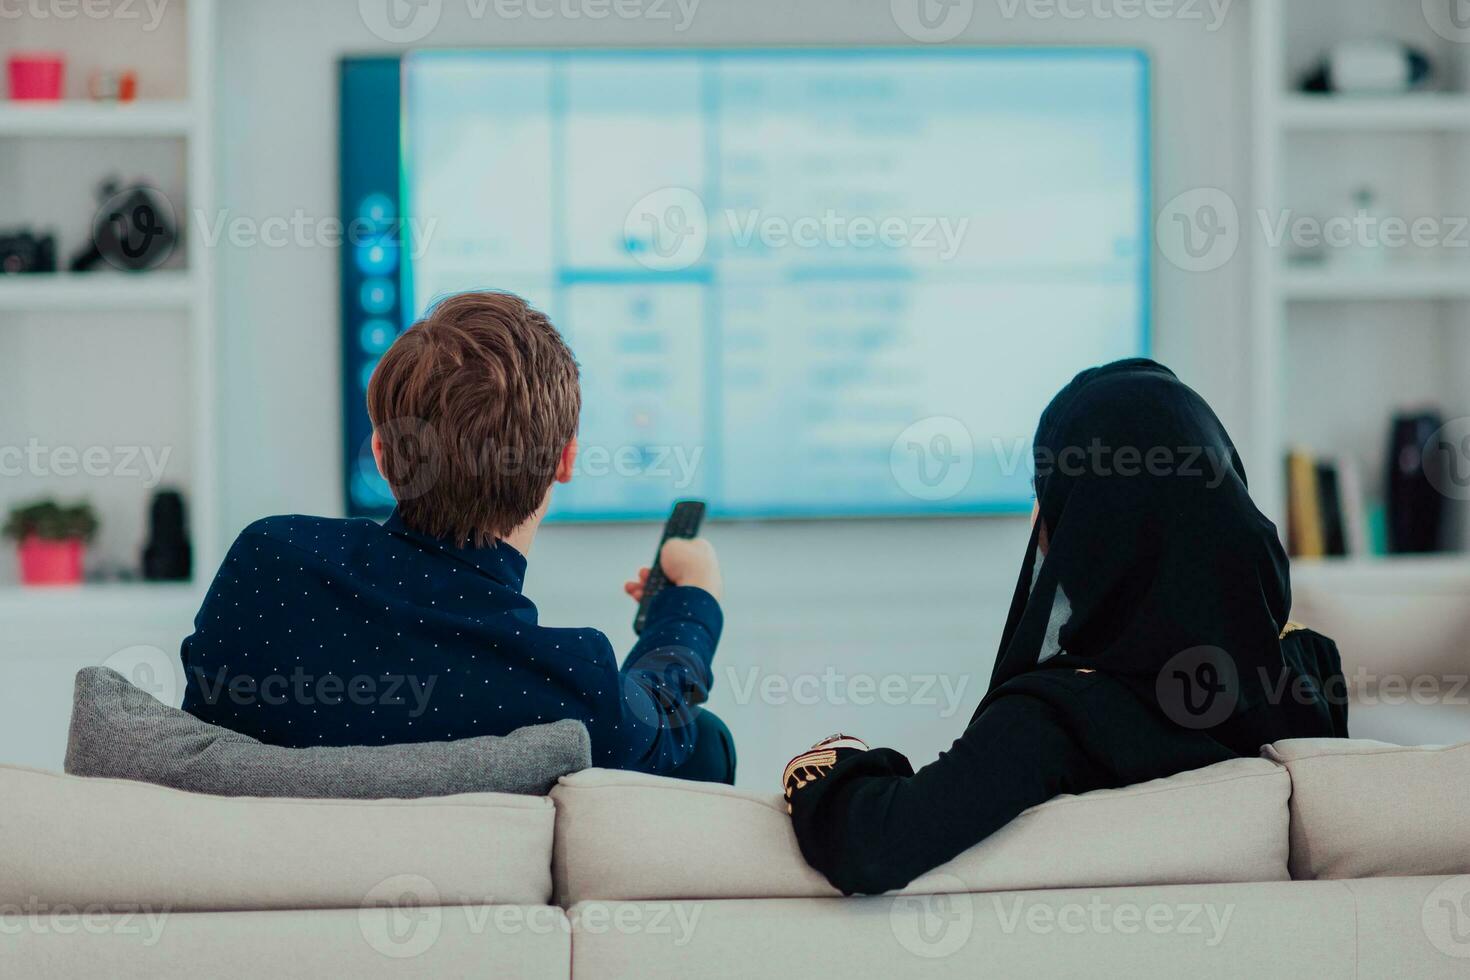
1279;92;1470;131
1250;0;1470;589
0;100;196;137
1280;263;1470;301
0;270;198;311
0;0;216;612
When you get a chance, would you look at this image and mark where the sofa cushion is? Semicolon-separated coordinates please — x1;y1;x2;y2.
66;666;591;798
567;882;1357;980
1264;738;1470;880
0;764;555;912
5;906;572;980
1345;876;1470;975
551;757;1290;903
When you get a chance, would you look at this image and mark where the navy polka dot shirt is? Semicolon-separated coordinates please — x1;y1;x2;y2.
179;510;723;774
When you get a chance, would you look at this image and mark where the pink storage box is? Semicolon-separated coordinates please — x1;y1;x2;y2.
8;53;66;101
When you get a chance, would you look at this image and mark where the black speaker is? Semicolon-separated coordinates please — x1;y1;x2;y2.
142;489;193;581
1386;412;1445;554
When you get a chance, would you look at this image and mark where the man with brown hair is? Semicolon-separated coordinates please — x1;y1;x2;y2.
179;291;735;782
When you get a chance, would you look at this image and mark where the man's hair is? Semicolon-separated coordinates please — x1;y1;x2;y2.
366;291;580;546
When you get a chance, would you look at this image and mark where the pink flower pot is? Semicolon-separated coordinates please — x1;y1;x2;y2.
8;53;66;101
18;536;84;586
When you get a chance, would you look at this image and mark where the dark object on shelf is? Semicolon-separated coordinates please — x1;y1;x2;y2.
1386;412;1445;554
142;490;192;582
0;228;58;274
70;179;179;273
1315;461;1347;558
1300;41;1432;94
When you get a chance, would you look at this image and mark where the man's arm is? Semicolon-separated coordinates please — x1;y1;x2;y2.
605;539;724;774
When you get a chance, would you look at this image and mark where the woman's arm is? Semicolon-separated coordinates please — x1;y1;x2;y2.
785;693;1102;895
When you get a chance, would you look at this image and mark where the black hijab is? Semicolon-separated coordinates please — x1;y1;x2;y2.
981;358;1346;755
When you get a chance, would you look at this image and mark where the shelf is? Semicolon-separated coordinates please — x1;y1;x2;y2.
1290;554;1470;595
0;101;194;138
1279;263;1470;301
0;272;196;312
0;581;203;621
1279;94;1470;132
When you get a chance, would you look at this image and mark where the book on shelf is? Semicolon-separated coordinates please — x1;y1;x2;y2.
1334;453;1369;557
1285;449;1368;559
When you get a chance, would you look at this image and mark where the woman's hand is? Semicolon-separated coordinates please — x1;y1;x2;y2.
782;734;870;813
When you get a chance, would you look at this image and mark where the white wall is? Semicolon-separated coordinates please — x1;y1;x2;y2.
208;0;1254;784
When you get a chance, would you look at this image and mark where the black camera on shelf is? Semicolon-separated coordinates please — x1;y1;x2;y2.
0;229;59;274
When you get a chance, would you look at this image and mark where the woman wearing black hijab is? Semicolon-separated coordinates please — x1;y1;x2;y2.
783;359;1348;896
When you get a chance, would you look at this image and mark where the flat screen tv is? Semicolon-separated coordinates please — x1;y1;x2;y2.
340;47;1150;521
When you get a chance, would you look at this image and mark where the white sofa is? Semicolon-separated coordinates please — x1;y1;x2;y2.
3;739;1467;978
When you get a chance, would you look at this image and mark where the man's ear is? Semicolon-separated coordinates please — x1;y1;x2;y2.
371;430;386;480
555;438;577;484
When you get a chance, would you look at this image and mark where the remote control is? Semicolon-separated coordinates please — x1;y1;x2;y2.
633;500;707;635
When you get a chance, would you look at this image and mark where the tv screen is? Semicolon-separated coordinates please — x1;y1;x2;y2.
340;48;1149;521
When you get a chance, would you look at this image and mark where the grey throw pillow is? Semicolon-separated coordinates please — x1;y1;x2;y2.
65;667;591;798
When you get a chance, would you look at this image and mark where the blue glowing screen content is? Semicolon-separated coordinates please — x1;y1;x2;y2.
343;49;1149;520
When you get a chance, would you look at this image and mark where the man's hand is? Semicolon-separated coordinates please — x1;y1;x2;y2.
623;538;723;602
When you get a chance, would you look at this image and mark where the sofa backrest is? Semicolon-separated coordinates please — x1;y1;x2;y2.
0;764;556;912
1265;738;1470;880
550;757;1292;903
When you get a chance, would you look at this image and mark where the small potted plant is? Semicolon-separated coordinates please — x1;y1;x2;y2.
3;500;98;586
